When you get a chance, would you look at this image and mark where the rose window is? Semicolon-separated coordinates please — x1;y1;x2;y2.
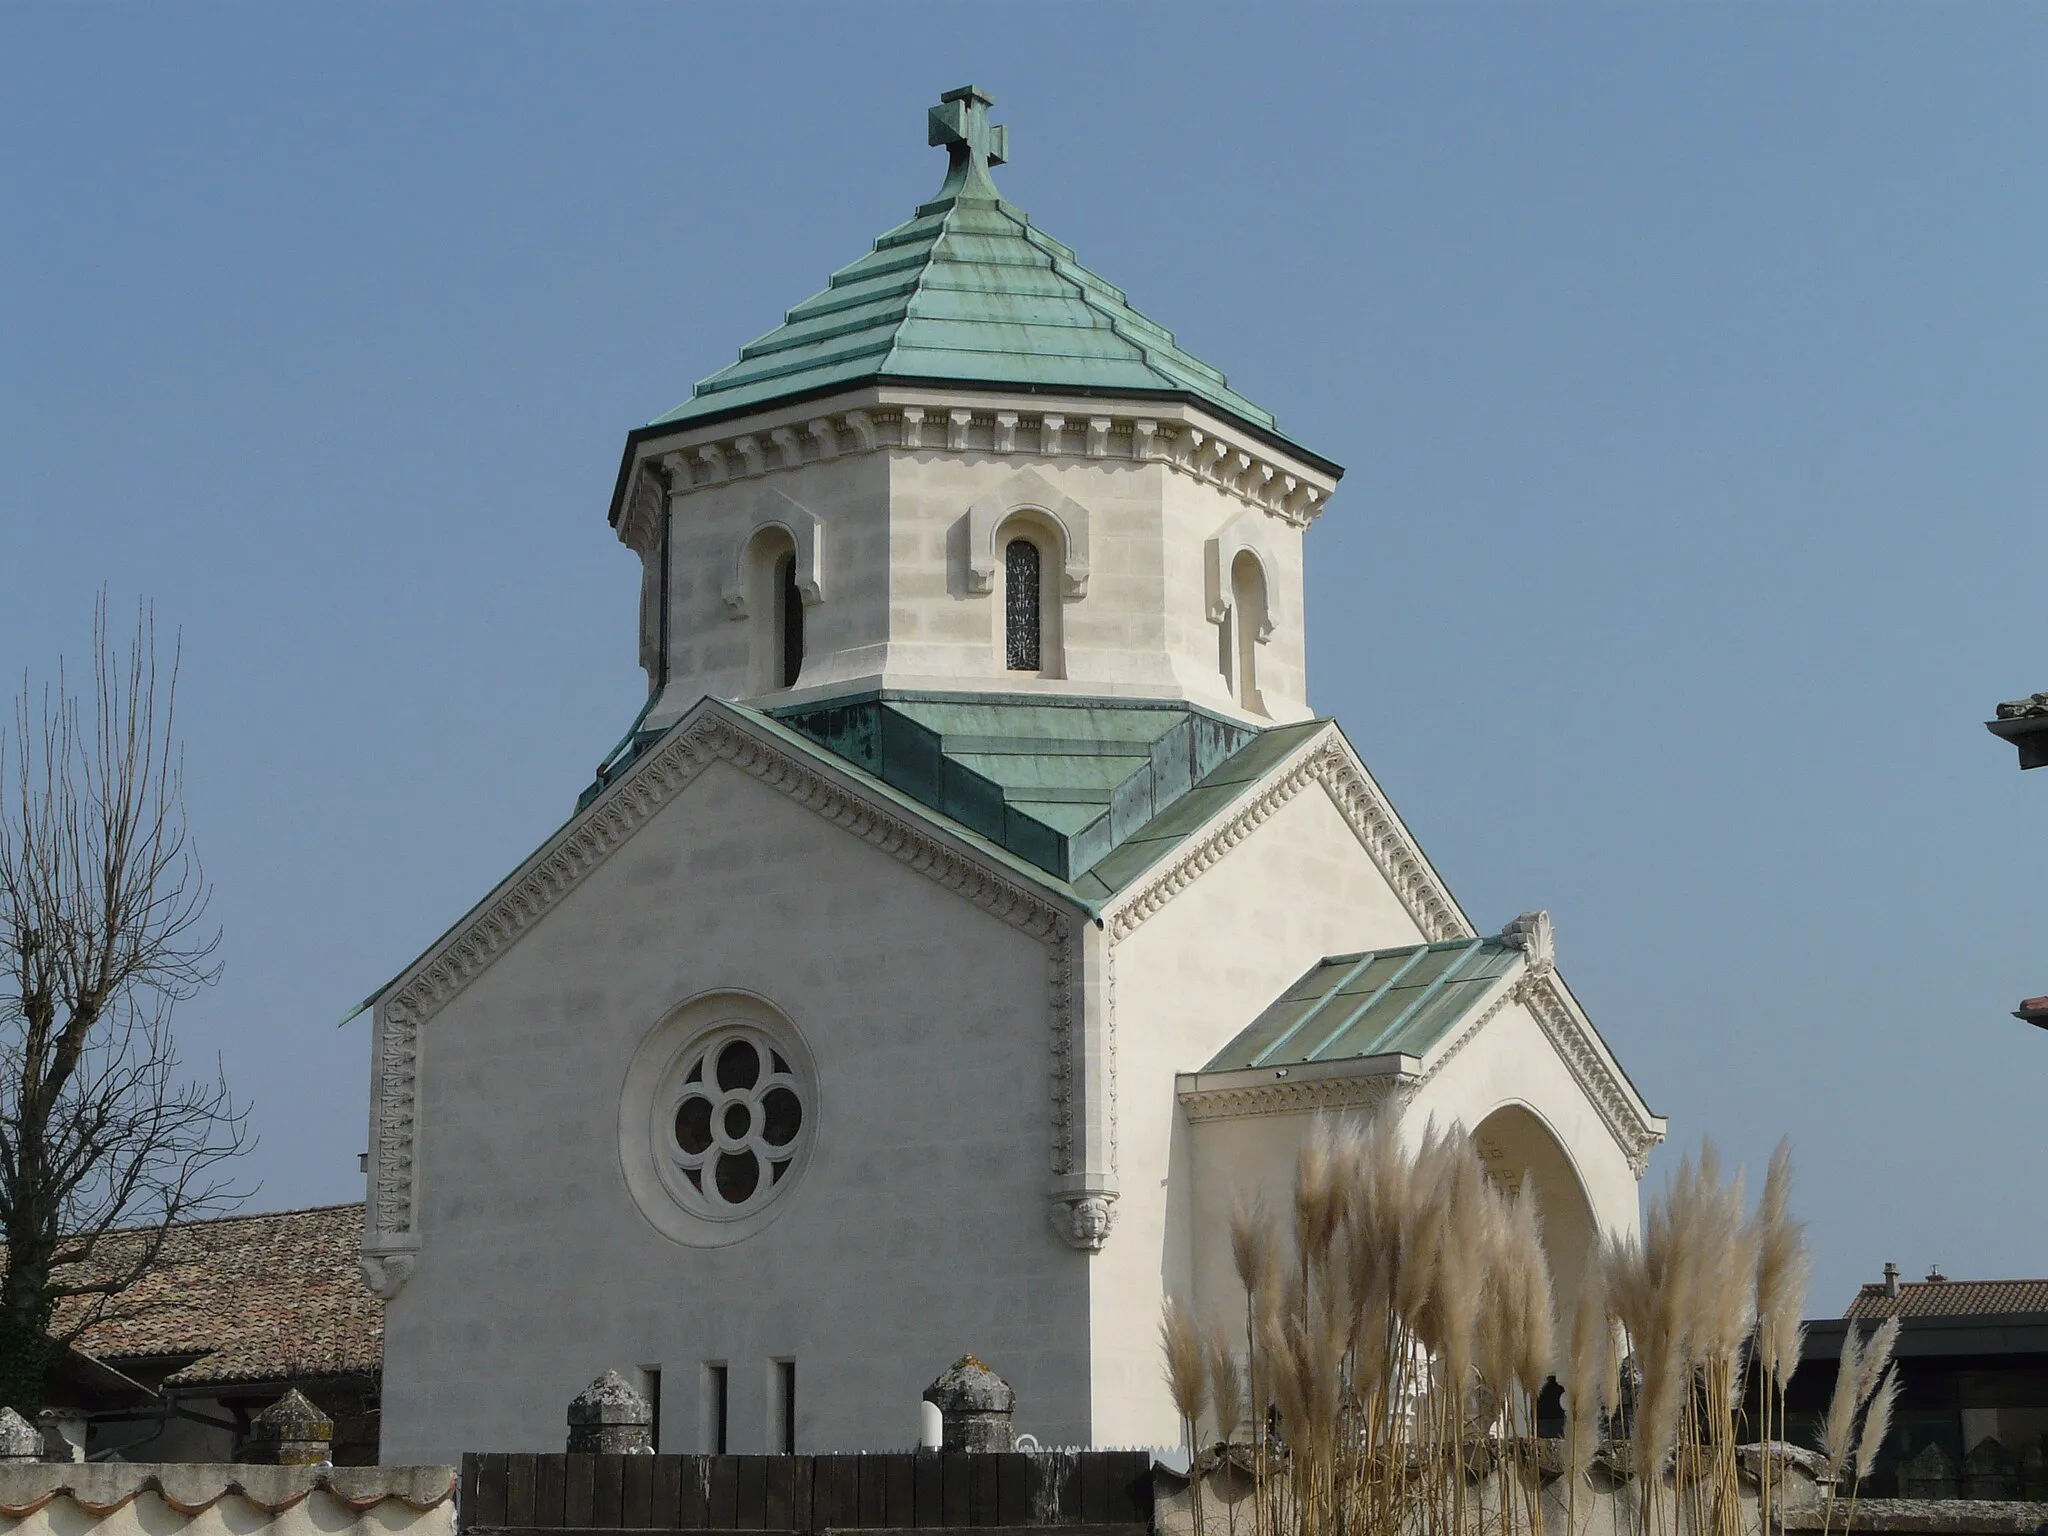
666;1028;807;1218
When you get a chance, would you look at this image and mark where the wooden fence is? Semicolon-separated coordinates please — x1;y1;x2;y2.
457;1451;1155;1534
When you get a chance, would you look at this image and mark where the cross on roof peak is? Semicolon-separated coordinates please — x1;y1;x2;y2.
926;85;1008;204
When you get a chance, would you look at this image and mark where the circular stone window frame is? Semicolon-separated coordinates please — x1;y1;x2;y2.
619;990;819;1248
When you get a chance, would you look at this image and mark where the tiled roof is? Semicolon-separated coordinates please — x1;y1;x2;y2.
646;89;1302;456
1844;1278;2048;1320
1203;935;1524;1072
56;1203;379;1390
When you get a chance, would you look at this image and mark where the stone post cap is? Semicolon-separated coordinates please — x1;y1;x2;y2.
252;1390;334;1435
922;1355;1015;1414
0;1408;39;1461
568;1371;652;1428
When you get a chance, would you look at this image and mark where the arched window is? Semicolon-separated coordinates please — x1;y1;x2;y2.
742;525;803;694
775;550;804;688
1229;550;1269;716
1004;538;1042;672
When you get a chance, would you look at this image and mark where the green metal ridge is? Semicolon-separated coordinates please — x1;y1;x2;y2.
646;87;1295;449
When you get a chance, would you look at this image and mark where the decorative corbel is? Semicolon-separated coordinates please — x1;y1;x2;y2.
1132;419;1160;461
948;409;973;452
696;443;729;486
993;413;1018;453
901;407;926;450
807;418;841;460
845;410;878;452
1039;414;1065;455
733;435;766;478
770;426;804;470
1086;418;1112;458
358;1242;419;1300
1047;1193;1118;1253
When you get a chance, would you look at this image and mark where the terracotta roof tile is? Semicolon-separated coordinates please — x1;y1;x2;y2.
55;1204;379;1391
1844;1278;2048;1319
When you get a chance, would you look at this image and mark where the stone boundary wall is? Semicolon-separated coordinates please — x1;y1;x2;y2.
0;1464;457;1536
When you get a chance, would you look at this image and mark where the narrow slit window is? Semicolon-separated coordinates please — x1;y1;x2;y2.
777;1360;797;1453
708;1362;729;1454
639;1367;662;1452
1004;538;1041;671
776;551;804;688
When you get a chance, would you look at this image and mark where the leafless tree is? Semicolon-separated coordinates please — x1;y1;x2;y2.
0;600;248;1413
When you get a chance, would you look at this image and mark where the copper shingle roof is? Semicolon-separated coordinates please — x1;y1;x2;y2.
55;1203;379;1391
1844;1277;2048;1320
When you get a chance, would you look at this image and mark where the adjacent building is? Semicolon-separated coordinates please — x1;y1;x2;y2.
52;1203;381;1463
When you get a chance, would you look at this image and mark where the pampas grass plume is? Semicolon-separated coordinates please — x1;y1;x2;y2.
1564;1259;1610;1479
1230;1193;1275;1305
1819;1323;1864;1475
1854;1365;1900;1481
1161;1296;1209;1439
1855;1316;1900;1409
1206;1321;1243;1445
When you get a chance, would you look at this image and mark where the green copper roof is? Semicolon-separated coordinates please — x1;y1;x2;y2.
771;692;1267;884
650;86;1288;444
1205;936;1523;1071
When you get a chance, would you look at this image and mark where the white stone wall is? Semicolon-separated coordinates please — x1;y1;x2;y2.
378;761;1091;1463
1090;782;1432;1448
635;390;1320;731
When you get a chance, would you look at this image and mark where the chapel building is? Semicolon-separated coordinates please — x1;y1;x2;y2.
360;87;1666;1464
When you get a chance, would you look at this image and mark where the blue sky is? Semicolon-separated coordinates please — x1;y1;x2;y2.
4;5;2043;1315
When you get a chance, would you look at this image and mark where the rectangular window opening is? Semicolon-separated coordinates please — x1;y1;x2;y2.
706;1362;729;1454
637;1366;662;1453
776;1359;796;1454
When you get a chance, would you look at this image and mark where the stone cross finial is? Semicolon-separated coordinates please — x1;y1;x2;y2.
927;86;1007;203
0;1408;39;1463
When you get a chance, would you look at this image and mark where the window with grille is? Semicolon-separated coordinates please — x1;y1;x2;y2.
1005;538;1041;671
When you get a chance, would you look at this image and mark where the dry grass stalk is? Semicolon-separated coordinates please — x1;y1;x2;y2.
1181;1122;1818;1536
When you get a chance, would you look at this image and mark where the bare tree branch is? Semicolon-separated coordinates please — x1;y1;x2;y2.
0;596;250;1410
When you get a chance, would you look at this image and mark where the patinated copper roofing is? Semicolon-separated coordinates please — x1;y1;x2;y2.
646;87;1300;454
56;1203;379;1390
1844;1277;2048;1320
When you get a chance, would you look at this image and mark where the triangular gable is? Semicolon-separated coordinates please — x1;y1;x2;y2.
362;696;1091;1265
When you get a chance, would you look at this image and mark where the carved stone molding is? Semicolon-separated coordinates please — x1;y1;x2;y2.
1047;1194;1118;1251
1111;727;1662;1175
1105;731;1469;946
365;704;1089;1259
1499;910;1555;977
964;467;1091;598
1205;508;1286;639
1179;1074;1409;1124
619;402;1335;535
1515;973;1666;1179
718;488;826;617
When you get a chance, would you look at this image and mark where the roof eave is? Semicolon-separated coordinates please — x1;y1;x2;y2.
606;374;1343;526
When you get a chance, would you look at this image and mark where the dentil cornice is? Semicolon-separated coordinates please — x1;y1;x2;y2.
620;398;1334;548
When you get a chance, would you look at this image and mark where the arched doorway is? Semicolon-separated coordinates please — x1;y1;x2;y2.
1471;1103;1600;1312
